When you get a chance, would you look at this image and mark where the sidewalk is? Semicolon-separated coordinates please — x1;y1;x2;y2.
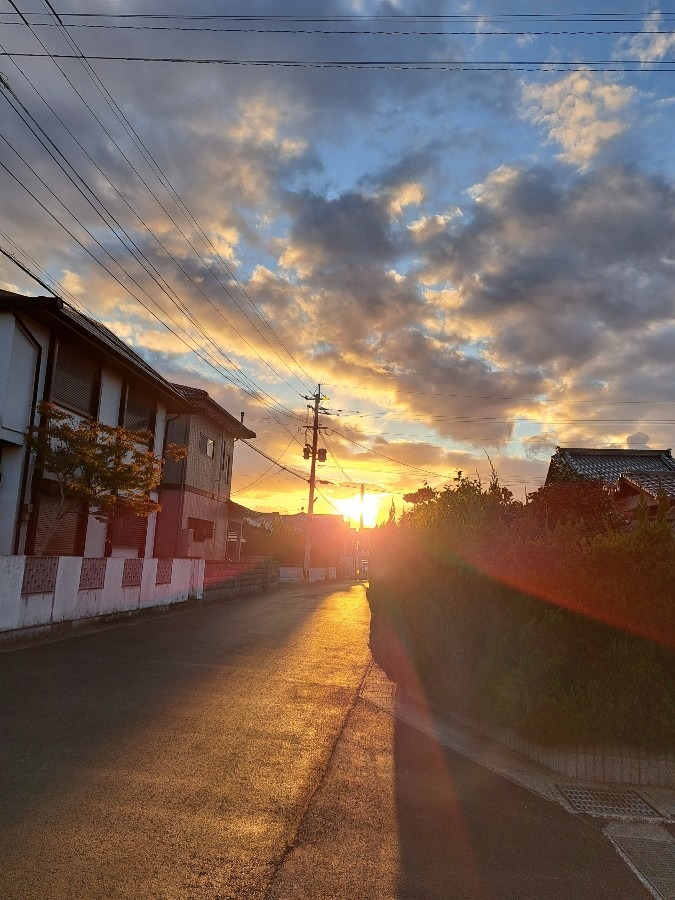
360;661;675;900
266;660;669;899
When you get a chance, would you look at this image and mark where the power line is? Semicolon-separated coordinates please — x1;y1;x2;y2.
1;24;311;440
37;6;314;395
4;22;673;38
3;52;675;72
330;428;448;477
232;435;297;494
7;13;675;23
38;0;315;395
3;4;314;395
239;438;308;482
0;70;309;405
0;149;312;421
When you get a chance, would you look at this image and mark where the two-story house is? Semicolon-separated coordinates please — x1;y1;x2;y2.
0;290;191;557
153;383;255;560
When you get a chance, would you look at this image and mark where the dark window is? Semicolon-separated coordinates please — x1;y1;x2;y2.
199;432;215;458
125;388;154;436
188;517;214;542
51;342;99;416
33;493;85;556
109;511;148;552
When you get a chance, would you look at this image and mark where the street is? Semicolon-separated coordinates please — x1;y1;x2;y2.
1;583;651;898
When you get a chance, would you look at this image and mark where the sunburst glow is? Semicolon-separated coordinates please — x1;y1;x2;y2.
334;492;382;528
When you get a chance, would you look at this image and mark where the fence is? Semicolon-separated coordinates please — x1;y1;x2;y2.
203;558;279;601
0;555;204;641
279;566;337;584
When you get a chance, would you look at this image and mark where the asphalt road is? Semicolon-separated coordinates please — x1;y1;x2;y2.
0;582;650;898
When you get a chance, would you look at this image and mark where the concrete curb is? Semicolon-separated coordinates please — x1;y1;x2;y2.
398;684;675;789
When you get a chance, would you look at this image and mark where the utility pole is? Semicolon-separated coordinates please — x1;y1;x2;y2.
303;385;322;581
356;482;365;579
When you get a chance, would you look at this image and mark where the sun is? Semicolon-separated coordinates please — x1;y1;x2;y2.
334;492;382;528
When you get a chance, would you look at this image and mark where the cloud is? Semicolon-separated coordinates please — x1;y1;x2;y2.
621;12;675;64
626;432;650;449
279;189;401;277
521;71;637;167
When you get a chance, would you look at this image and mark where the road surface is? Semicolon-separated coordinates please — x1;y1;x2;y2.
0;582;650;898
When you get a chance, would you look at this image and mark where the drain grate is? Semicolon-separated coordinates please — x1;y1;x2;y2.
605;824;675;899
558;784;662;819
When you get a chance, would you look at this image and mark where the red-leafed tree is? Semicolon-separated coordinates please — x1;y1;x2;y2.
26;402;186;555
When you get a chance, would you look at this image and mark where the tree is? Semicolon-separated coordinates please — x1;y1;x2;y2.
526;477;622;537
402;483;437;505
25;402;186;555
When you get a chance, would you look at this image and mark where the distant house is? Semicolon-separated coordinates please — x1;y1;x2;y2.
0;290;192;557
281;512;356;568
544;446;675;526
153;384;255;561
615;471;675;522
545;447;675;486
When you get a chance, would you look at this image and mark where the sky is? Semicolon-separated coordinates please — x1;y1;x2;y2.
2;2;675;525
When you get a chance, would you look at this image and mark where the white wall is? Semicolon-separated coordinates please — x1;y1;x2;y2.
0;444;26;556
98;366;123;426
0;556;205;636
0;314;51;554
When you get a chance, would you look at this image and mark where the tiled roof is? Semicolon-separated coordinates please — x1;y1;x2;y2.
171;383;256;439
548;447;675;484
619;471;675;499
0;291;191;410
61;304;179;390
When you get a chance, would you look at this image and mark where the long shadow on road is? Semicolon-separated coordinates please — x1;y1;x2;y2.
394;711;650;899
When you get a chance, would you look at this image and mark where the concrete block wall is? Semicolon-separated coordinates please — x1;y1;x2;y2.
0;555;205;641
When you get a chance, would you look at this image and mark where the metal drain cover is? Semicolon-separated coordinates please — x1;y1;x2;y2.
557;784;662;819
605;824;675;899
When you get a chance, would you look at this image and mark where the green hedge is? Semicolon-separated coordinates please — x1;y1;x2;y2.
368;505;675;749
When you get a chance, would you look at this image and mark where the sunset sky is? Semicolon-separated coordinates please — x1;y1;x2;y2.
3;3;675;524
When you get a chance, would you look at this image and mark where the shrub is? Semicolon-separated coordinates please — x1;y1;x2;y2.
367;475;675;749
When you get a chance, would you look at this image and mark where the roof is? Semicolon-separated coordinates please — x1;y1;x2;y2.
227;501;280;527
0;291;192;412
547;446;675;484
171;383;256;439
618;471;675;500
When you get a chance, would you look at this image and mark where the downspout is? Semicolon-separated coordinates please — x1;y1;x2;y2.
12;314;43;554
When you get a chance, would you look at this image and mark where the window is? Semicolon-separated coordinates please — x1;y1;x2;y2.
198;432;215;459
187;517;214;542
51;342;99;416
109;511;148;552
221;442;231;480
125;387;154;436
33;492;86;556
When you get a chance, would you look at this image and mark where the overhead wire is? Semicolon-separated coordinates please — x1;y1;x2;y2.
0;133;278;403
4;21;674;37
3;52;675;72
0;149;311;419
36;0;316;396
3;4;314;399
238;438;308;482
231;434;298;494
1;7;313;446
0;68;308;411
7;13;675;23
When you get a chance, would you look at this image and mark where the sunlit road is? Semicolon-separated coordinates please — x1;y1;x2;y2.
1;583;371;899
1;582;649;898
